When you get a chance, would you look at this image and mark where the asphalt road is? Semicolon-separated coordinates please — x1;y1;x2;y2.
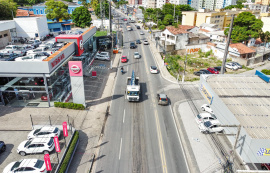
94;12;189;173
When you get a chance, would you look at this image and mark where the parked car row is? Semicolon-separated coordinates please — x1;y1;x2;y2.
2;126;61;173
196;104;224;134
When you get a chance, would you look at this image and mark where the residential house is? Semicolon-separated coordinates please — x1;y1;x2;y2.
32;0;82;22
16;9;39;18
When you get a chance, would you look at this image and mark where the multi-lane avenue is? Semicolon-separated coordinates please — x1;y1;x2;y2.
94;11;189;173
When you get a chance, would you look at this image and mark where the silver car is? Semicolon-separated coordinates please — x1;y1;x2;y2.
134;52;141;59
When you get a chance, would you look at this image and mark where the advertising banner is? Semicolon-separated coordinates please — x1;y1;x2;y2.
54;136;61;152
44;154;52;171
62;121;68;137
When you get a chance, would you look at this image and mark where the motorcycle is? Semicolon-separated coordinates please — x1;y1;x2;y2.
121;68;124;74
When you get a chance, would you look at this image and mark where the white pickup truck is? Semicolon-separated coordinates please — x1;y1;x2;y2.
0;45;19;54
13;45;34;56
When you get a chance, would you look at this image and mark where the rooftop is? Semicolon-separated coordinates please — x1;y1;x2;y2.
230;43;256;54
166;25;196;35
207;75;270;139
33;0;80;6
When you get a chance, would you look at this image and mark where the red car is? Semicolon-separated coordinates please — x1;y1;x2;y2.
41;93;52;101
207;67;219;74
123;18;127;21
261;163;270;170
121;56;128;63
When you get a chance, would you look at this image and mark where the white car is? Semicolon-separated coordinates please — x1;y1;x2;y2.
140;31;144;35
27;126;61;140
226;62;238;70
26;46;50;55
143;40;149;45
231;62;242;69
198;120;224;133
0;45;18;54
17;137;55;156
150;66;158;74
95;51;110;61
3;159;47;173
201;104;213;114
134;52;141;59
195;112;217;124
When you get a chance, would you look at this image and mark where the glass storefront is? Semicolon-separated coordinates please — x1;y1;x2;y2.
0;36;97;107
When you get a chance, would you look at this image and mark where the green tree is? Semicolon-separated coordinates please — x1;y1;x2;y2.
71;6;91;28
94;1;109;18
163;14;173;25
224;12;263;43
90;0;98;10
45;0;70;22
79;0;89;8
0;0;17;20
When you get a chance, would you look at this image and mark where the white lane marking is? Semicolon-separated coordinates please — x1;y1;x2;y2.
119;138;122;160
123;109;125;123
127;66;128;72
169;105;190;173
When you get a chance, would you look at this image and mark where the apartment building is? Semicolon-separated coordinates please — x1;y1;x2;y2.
255;0;270;5
182;8;262;29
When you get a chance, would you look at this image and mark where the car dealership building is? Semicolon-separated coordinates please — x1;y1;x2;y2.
199;72;270;166
0;26;97;107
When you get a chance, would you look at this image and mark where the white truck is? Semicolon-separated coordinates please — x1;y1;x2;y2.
125;70;140;101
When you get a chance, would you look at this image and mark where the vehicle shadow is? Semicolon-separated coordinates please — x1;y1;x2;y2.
86;94;124;107
139;82;148;102
0;144;14;165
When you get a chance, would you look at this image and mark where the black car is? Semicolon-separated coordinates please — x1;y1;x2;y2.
136;25;140;29
214;66;227;72
193;70;211;76
130;42;137;49
0;141;6;153
136;40;141;44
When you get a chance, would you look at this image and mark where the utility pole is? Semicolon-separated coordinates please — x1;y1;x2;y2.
221;15;234;74
109;0;112;33
182;50;188;83
100;0;103;31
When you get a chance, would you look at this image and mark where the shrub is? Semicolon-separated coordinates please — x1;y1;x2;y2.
261;69;270;75
58;131;79;173
54;102;85;110
159;25;166;30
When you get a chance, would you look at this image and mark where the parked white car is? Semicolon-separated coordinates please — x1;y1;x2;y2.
198;120;224;133
231;62;242;69
134;52;141;59
27;40;42;48
27;126;61;139
17;137;55;156
3;159;47;173
150;66;158;74
201;104;213;114
0;45;18;54
14;45;34;56
195;112;217;124
226;62;238;70
26;46;50;55
95;51;110;61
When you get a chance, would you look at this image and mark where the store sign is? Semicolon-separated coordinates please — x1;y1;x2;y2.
62;121;68;137
44;154;52;171
51;53;65;68
68;61;83;77
70;65;81;74
54;136;61;152
257;148;270;156
200;84;213;105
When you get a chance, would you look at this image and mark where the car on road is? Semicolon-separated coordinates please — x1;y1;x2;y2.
134;52;141;59
150;66;158;73
123;18;127;21
17;137;55;156
195;113;217;124
198;120;223;133
207;67;219;74
136;25;141;29
130;42;137;49
193;70;211;76
261;163;270;170
231;62;242;69
3;159;47;173
121;56;128;63
136;40;141;44
214;66;227;72
157;94;169;105
226;62;238;70
95;51;110;61
143;40;149;45
27;126;60;139
0;141;6;153
140;31;144;35
201;104;213;113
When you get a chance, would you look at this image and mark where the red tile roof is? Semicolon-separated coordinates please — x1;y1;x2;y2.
166;25;195;35
199;29;210;33
207;42;216;47
16;9;37;17
230;43;256;54
255;38;262;45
